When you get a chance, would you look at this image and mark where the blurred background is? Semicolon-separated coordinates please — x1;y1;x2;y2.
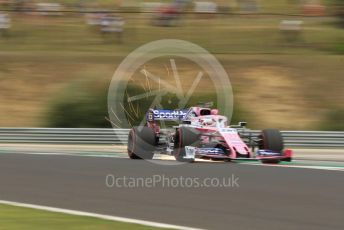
0;0;343;130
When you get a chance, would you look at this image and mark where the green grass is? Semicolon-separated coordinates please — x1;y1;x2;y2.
0;7;343;129
2;10;344;55
0;0;310;14
0;204;168;230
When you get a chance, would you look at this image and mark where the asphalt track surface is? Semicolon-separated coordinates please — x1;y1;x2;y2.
0;152;343;230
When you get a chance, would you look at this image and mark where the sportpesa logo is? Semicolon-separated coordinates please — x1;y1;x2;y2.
152;110;187;120
198;148;225;155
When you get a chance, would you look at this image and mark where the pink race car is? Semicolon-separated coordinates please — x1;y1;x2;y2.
127;106;293;163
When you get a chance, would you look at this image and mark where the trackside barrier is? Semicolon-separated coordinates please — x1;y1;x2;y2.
0;128;343;148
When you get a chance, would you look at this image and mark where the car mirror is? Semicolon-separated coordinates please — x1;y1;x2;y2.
238;122;247;127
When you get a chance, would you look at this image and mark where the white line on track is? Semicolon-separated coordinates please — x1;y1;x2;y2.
0;200;205;230
238;162;344;171
2;150;344;171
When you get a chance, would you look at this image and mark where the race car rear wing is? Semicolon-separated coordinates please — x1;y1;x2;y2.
146;109;188;121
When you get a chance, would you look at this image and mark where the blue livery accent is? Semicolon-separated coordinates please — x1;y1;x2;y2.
197;148;225;155
147;109;188;121
257;150;280;156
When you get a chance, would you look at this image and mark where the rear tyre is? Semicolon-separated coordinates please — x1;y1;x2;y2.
127;127;156;160
258;129;284;164
173;127;200;163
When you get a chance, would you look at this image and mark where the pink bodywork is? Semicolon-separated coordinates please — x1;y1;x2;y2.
190;115;253;158
146;107;293;161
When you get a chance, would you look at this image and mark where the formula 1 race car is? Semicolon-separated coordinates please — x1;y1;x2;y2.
127;106;293;163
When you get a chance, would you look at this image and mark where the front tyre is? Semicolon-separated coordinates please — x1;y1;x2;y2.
128;127;156;159
173;127;200;163
258;129;284;164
